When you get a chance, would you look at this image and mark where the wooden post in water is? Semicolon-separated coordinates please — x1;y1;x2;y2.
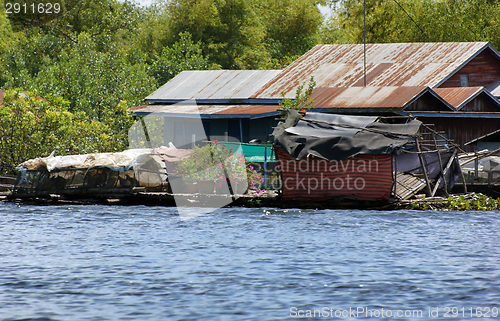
488;171;492;195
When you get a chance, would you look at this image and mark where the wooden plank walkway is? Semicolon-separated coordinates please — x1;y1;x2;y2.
395;172;427;200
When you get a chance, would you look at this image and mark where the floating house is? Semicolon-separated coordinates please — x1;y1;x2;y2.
273;110;462;201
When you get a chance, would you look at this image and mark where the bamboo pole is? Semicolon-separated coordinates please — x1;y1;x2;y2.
457;154;467;193
415;137;432;196
432;133;448;196
431;149;456;197
460;146;500;166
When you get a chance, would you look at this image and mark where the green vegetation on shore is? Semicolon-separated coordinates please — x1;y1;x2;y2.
0;90;129;174
407;193;500;211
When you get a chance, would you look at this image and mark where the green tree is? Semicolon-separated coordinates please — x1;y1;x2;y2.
0;0;16;56
164;0;325;69
0;90;120;174
322;0;500;49
0;29;68;88
149;32;218;85
5;33;156;121
6;0;140;45
0;0;18;86
166;0;269;69
120;2;171;62
260;0;323;61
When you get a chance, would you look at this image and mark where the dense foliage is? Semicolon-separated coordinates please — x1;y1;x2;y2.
321;0;500;49
0;90;125;174
2;0;500;174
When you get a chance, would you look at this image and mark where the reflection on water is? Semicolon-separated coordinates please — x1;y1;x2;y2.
1;204;499;320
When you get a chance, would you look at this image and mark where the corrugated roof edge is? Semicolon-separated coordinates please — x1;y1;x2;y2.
144;70;282;102
130;104;279;119
308;86;455;111
145;98;283;105
458;87;500;111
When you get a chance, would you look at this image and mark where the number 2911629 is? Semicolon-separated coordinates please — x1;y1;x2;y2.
5;2;61;14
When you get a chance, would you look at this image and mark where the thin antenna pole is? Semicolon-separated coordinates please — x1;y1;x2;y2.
363;0;366;87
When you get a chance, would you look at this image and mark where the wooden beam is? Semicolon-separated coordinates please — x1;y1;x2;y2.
431;149;457;197
415;137;432;196
457;154;467;193
432;133;448;196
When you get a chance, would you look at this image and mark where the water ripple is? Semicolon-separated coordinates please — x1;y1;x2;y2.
1;204;499;320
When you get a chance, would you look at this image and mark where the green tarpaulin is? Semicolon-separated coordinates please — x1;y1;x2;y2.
221;143;275;162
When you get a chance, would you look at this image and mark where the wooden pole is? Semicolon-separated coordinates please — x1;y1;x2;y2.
457;154;467;193
432;133;448;196
460;146;500;166
415;137;432;196
431;149;456;197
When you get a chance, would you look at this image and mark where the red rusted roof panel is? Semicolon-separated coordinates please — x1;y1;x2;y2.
253;42;489;99
433;87;483;109
310;86;427;109
130;104;278;116
212;105;278;115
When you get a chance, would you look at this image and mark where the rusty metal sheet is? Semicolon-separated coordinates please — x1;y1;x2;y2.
276;147;394;201
145;70;281;102
252;42;490;99
310;86;428;109
433;87;483;110
213;105;278;115
130;104;279;118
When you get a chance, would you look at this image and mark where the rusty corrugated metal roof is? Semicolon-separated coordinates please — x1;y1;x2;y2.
432;87;484;110
252;42;492;99
310;86;430;109
276;147;394;201
130;104;279;119
145;70;282;102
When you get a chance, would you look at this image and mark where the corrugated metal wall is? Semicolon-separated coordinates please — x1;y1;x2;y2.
276;147;393;201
